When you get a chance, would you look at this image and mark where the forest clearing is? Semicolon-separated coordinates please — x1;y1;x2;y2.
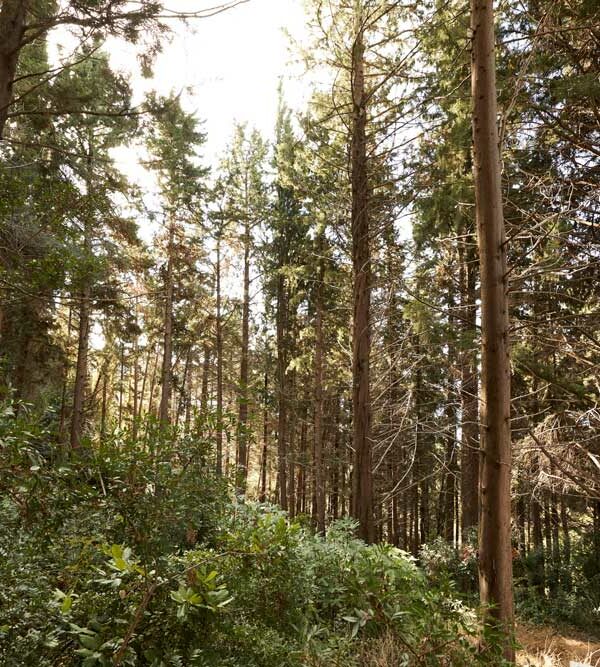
1;0;599;665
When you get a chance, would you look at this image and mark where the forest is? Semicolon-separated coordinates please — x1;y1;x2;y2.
0;0;599;665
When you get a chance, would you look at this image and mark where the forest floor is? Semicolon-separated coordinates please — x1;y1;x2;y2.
516;622;600;666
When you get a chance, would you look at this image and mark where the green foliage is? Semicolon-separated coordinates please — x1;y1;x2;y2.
515;532;600;634
0;407;507;665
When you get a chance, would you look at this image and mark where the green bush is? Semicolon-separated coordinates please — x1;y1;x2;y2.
0;407;509;666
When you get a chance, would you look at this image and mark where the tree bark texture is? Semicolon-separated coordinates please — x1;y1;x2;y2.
471;0;515;658
350;20;374;544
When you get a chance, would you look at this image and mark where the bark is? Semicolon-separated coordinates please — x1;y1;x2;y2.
287;372;297;517
215;235;224;475
177;347;191;427
350;17;374;543
276;270;288;510
70;146;93;450
471;0;515;655
100;372;108;438
148;345;159;417
200;342;211;414
159;221;175;426
132;327;140;440
459;228;480;540
531;487;546;596
70;289;90;449
236;219;251;496
139;344;151;421
259;367;268;503
118;343;125;429
331;399;341;521
0;0;27;138
559;497;571;590
313;236;326;533
58;306;73;441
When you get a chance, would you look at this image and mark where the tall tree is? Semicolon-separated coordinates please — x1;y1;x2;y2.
470;0;515;657
146;93;208;428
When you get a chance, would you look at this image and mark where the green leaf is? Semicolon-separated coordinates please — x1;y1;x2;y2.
79;634;100;650
61;594;73;614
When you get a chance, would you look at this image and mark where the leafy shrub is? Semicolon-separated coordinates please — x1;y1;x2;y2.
0;406;509;666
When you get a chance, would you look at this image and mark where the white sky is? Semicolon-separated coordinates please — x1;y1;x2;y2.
106;0;309;172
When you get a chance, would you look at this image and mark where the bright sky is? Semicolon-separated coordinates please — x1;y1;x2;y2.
107;0;309;171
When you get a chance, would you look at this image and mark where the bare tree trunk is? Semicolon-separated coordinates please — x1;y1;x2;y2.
459;228;480;540
159;222;175;427
331;399;340;521
139;344;151;422
350;15;374;544
70;286;90;449
200;342;211;414
132;328;140;440
216;234;224;475
236;219;251;496
313;236;326;533
118;343;125;429
560;497;571;590
0;0;27;138
100;371;108;438
276;270;288;510
259;366;268;502
471;0;515;656
59;306;73;442
148;345;159;417
70;145;94;450
177;347;191;427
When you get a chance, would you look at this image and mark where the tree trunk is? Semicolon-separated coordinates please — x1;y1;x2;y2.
471;0;515;656
200;342;211;414
236;219;251;496
350;16;374;544
216;234;224;475
0;0;27;138
313;235;326;533
459;228;480;541
70;145;94;450
59;306;73;442
159;221;175;426
259;366;269;502
560;497;571;590
70;289;90;449
276;269;288;510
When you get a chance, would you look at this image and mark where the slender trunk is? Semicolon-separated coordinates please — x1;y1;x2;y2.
59;306;73;441
118;343;125;429
236;219;251;495
177;347;191;427
100;371;108;438
350;17;373;543
276;270;288;510
139;344;151;422
0;0;27;138
132;329;140;440
331;400;340;521
70;145;94;450
148;345;159;417
70;286;90;449
287;371;297;517
531;484;546;596
313;236;326;533
471;0;514;653
459;228;480;540
259;367;268;502
159;222;175;427
216;235;224;475
200;342;211;414
560;497;571;590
